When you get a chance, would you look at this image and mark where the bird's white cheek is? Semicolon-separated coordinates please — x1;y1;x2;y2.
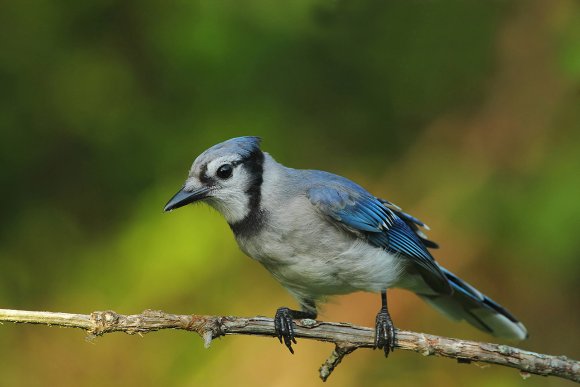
206;188;250;224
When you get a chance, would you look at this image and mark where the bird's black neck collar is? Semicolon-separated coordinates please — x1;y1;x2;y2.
229;149;267;238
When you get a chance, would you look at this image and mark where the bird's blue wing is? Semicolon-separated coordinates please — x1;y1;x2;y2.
307;184;397;233
307;182;451;294
379;198;440;249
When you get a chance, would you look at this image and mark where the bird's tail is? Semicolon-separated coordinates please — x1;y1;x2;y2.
418;268;528;340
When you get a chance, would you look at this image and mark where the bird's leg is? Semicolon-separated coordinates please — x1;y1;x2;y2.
374;290;396;357
274;303;317;354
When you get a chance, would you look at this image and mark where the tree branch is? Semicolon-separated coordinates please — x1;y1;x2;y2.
0;308;578;383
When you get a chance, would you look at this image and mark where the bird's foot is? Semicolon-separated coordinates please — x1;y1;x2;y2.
274;307;297;354
374;308;396;357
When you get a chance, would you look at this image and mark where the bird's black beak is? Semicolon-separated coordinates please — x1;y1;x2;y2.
164;186;210;212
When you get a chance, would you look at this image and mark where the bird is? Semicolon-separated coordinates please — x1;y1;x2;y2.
164;136;527;356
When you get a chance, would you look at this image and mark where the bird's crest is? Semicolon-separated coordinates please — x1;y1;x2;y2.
202;136;262;159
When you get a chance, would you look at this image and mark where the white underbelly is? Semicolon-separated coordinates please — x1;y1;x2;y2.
245;237;403;301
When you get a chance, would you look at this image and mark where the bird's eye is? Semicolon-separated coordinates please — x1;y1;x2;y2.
216;164;233;179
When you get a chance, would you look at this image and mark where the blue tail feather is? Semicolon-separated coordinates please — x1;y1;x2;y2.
419;268;528;340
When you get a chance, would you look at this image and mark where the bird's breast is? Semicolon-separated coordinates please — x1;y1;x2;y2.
234;217;403;300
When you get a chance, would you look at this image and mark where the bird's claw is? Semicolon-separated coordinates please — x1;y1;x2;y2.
274;307;297;354
374;309;396;357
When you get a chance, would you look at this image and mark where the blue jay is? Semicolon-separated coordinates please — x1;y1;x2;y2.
164;136;527;355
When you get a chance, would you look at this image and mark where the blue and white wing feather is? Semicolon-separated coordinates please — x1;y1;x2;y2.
306;176;452;294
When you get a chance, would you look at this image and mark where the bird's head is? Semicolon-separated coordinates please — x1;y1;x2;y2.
164;136;264;224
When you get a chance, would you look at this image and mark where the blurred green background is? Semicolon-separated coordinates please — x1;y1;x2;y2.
1;0;579;386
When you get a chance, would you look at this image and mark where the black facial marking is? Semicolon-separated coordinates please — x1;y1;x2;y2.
229;149;267;237
199;163;215;186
